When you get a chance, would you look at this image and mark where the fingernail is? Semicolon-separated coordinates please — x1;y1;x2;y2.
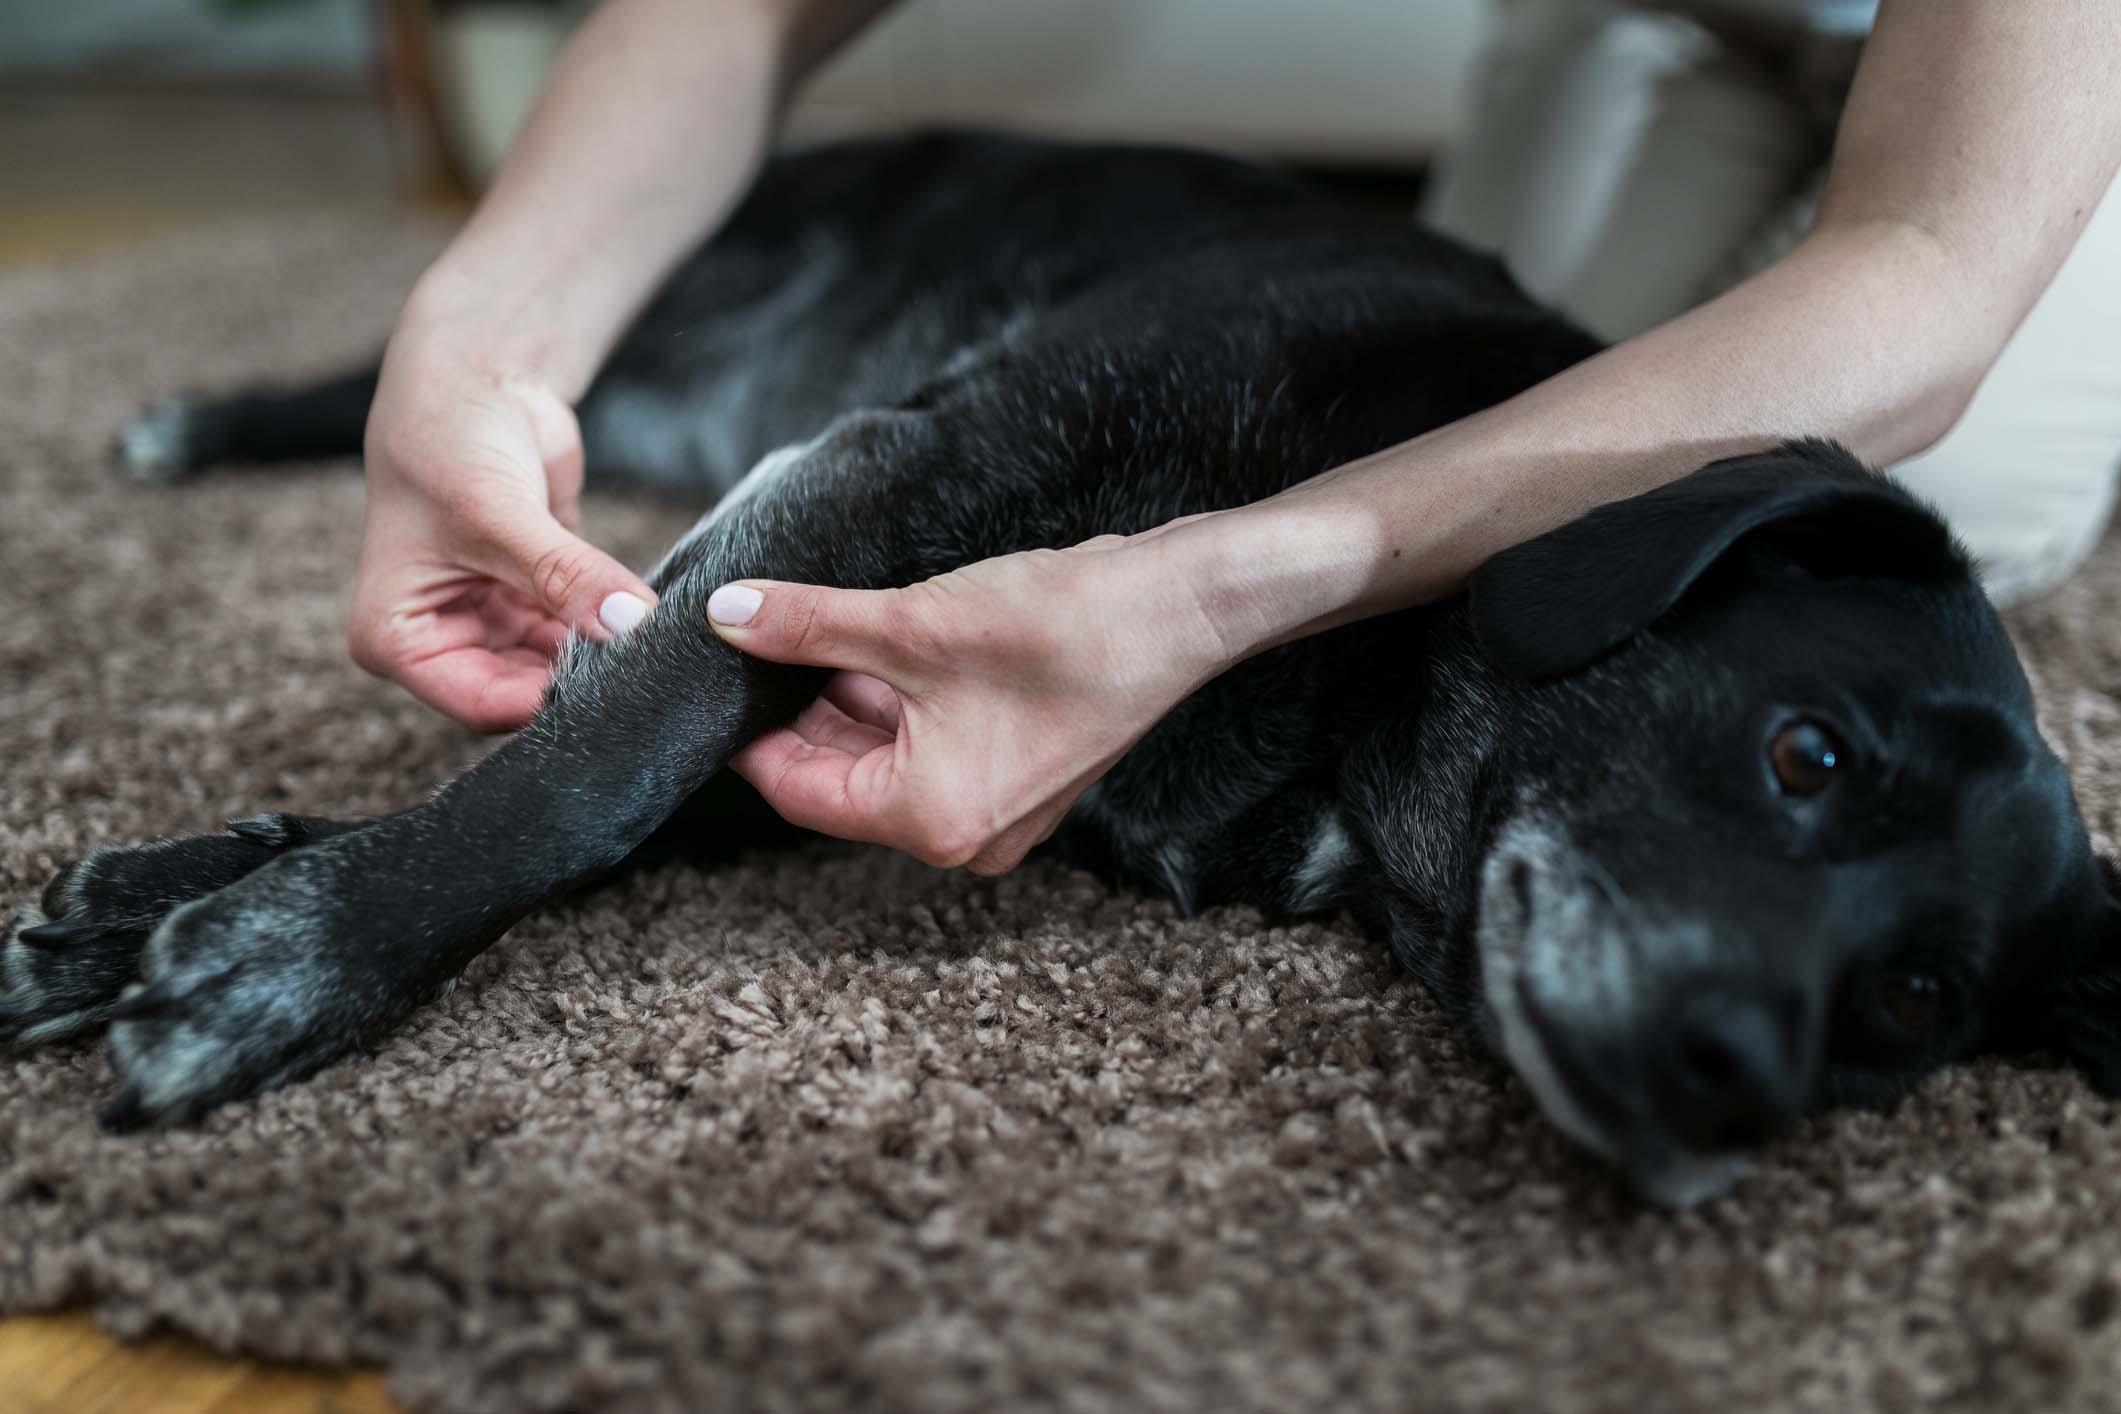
707;583;763;627
598;591;649;636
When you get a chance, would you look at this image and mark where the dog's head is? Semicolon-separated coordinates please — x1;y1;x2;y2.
1447;439;2119;1206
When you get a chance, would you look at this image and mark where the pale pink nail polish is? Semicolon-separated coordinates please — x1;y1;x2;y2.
599;591;649;636
708;584;763;626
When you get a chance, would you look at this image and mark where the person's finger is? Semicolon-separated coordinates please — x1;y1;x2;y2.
784;695;896;758
822;671;903;732
477;514;658;646
510;370;588;523
462;581;562;652
392;644;551;734
705;580;915;681
727;727;904;844
519;615;572;661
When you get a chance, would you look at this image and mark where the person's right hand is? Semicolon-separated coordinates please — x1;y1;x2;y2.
350;315;657;732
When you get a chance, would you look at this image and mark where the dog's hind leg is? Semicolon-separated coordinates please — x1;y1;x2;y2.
88;408;996;1129
114;370;380;481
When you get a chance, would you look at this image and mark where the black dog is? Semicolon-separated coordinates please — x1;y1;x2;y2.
8;134;2118;1206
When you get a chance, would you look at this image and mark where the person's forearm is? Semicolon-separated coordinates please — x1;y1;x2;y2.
1172;0;2121;666
1179;218;1983;660
402;0;883;399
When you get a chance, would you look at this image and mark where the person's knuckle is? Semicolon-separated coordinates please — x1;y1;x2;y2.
529;542;590;611
884;585;957;660
780;588;830;655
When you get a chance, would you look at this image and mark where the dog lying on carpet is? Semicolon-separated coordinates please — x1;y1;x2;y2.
6;133;2119;1207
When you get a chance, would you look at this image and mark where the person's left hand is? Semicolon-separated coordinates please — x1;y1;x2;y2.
705;531;1236;874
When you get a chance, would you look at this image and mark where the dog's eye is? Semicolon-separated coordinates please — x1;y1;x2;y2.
1875;971;1945;1038
1769;720;1842;796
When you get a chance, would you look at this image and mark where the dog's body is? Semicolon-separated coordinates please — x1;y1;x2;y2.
8;134;2119;1206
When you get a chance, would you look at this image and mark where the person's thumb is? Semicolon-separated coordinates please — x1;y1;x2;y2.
488;515;658;641
706;580;910;679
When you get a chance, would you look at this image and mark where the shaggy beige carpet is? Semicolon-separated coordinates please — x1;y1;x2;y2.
4;218;2121;1414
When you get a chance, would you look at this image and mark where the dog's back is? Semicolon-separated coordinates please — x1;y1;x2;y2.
122;133;1604;511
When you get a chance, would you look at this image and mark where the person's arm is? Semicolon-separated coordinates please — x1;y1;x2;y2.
355;0;893;730
1181;0;2121;655
710;0;2121;872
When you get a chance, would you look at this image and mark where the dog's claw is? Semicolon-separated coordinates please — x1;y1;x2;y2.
105;986;181;1023
14;920;99;949
225;814;300;848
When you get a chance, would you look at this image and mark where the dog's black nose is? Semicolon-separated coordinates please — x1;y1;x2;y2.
1652;992;1808;1152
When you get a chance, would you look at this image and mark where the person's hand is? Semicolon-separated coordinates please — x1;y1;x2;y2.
351;314;657;732
705;533;1236;874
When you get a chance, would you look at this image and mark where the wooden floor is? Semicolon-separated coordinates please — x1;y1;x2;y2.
0;82;413;266
1;81;423;1414
0;1315;398;1414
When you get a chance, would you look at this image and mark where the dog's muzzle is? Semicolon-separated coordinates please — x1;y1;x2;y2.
1475;818;1820;1207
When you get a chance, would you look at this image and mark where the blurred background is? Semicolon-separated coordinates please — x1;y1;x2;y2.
0;0;1491;268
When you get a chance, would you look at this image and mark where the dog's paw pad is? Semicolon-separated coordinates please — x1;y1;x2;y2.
113;397;200;482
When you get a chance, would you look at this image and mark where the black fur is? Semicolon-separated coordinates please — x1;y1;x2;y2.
7;133;2115;1206
1469;439;1968;680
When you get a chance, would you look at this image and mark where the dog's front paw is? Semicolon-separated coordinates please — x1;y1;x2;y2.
2;817;328;1049
3;898;146;1049
100;832;442;1130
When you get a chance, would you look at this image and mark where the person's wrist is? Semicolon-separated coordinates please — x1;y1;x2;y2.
394;264;596;402
1140;495;1390;674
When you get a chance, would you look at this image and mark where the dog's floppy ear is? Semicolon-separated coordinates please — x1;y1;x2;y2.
1467;438;1966;680
2038;856;2121;1096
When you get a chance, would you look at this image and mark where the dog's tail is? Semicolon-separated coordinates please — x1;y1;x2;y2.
113;366;379;482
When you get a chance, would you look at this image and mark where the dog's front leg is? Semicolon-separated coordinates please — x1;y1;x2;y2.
96;410;965;1128
97;604;819;1131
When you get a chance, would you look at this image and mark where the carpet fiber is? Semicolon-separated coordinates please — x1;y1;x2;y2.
5;219;2121;1414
